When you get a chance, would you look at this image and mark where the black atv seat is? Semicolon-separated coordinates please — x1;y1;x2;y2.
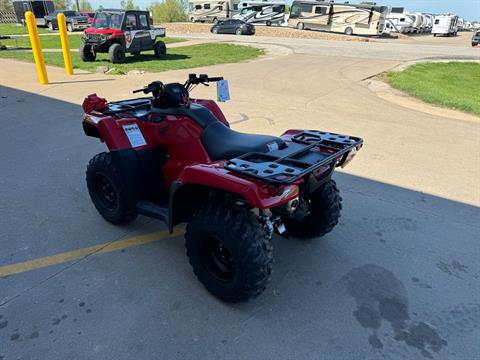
201;122;286;161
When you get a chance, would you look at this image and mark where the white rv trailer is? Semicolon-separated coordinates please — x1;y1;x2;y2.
386;12;415;33
408;13;424;33
423;14;434;33
457;17;465;31
188;0;241;23
432;14;458;36
288;1;388;36
233;1;286;25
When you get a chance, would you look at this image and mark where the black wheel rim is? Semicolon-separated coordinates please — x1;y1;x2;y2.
94;174;118;210
201;236;235;282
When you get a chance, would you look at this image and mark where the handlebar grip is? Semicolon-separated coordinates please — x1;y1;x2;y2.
208;77;224;82
133;89;144;93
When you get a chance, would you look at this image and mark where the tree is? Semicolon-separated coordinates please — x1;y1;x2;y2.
121;0;139;10
150;0;187;23
73;0;93;11
53;0;73;9
98;4;104;10
0;0;14;12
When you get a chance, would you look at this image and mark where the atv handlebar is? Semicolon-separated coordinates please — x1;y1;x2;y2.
132;74;224;97
185;73;224;90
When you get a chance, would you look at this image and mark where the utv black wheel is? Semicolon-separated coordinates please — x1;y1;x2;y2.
154;41;166;58
344;27;353;35
266;20;272;26
185;204;273;302
109;43;125;64
283;179;342;239
79;43;96;62
86;152;137;224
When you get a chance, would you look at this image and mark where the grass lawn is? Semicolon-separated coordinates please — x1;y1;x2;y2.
0;34;184;49
0;43;263;74
0;23;50;35
386;62;480;115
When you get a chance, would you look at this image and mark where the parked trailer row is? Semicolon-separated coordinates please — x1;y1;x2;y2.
189;0;389;36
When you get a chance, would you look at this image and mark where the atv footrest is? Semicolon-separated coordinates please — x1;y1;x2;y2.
224;130;363;184
136;200;169;223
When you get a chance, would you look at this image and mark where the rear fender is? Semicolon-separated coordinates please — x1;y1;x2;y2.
83;113;156;152
173;162;299;214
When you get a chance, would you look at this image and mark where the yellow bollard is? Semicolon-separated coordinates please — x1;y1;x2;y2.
25;11;48;84
57;13;73;76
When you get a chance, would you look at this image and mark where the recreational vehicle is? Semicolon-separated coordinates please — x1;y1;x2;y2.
12;0;54;26
188;0;240;23
386;11;415;33
409;13;424;33
432;15;458;37
288;1;388;36
233;1;286;26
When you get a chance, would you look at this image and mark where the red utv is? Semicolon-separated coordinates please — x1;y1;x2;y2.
80;9;166;64
82;74;363;302
79;11;96;24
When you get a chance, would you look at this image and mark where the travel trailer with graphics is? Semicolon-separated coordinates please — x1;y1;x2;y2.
189;0;240;23
288;1;388;36
233;1;286;26
432;14;458;36
385;7;415;34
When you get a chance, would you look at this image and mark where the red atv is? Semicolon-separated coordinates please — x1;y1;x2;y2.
80;9;166;64
82;74;363;302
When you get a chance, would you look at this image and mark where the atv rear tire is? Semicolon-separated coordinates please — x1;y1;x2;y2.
109;43;125;64
154;41;166;59
86;152;137;224
79;43;96;62
283;179;342;239
185;204;273;302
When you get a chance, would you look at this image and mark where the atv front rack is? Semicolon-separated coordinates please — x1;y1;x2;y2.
224;130;363;184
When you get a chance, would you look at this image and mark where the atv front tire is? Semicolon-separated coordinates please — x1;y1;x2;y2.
185;204;273;302
283;179;342;239
109;43;126;64
86;152;137;224
79;43;96;62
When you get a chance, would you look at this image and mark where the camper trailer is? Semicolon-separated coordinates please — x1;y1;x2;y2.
233;1;286;26
386;8;413;34
288;1;388;35
432;14;458;36
12;0;54;26
408;13;424;33
188;0;240;23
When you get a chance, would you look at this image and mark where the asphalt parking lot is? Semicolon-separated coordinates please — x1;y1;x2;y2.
0;33;479;360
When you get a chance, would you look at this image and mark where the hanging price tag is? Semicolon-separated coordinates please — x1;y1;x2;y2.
217;80;230;102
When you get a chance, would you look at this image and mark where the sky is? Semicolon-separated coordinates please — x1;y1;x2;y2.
89;0;480;21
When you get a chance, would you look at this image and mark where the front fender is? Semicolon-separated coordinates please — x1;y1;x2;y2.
176;162;299;209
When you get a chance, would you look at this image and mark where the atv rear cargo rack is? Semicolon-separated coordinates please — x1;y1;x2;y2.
224;130;363;184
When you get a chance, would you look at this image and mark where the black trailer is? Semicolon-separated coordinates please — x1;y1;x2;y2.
12;0;55;26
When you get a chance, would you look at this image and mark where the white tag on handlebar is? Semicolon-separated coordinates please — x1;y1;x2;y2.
217;80;230;102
